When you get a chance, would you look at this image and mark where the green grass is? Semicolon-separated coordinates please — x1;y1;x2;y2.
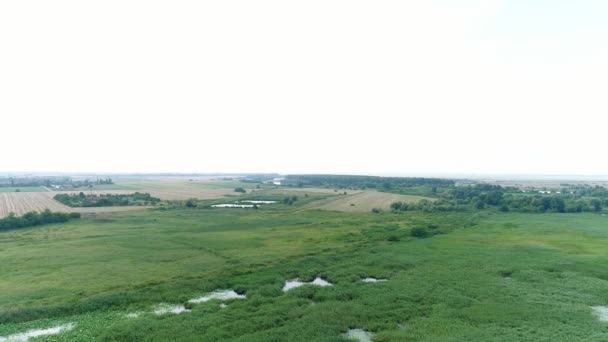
2;206;608;341
0;186;47;192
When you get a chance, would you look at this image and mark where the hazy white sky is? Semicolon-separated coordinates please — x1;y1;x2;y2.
1;0;607;175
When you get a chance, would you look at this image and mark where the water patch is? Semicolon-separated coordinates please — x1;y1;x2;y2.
211;204;255;208
283;279;307;291
311;277;332;286
282;277;333;292
153;304;191;315
342;328;374;342
219;303;227;309
125;312;140;318
0;323;75;342
240;200;277;204
592;306;608;321
188;290;246;304
361;277;387;283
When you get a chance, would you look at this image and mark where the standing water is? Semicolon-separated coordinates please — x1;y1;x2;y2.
0;323;75;342
188;290;246;304
282;277;332;292
342;329;374;342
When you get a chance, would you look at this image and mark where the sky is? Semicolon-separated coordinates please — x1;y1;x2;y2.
1;0;607;176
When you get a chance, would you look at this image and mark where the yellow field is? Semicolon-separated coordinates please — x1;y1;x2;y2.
273;187;363;195
302;191;434;212
0;180;261;218
0;193;69;217
52;188;245;201
0;193;155;218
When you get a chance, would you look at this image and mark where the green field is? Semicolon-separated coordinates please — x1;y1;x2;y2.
0;186;47;193
2;201;608;341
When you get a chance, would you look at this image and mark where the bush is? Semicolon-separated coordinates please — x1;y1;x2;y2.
410;227;429;238
234;187;246;193
185;199;197;208
283;196;299;205
387;235;400;242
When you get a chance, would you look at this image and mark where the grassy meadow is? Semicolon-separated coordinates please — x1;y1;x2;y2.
2;197;608;341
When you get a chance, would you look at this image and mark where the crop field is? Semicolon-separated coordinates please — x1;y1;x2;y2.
0;193;70;217
0;193;153;218
303;191;434;212
0;180;266;218
55;180;263;200
278;187;364;195
3;199;608;341
52;188;256;201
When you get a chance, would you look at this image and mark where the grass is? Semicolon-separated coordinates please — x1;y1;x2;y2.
2;204;608;341
0;186;47;193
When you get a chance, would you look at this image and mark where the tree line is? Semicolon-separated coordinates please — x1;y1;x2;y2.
284;174;454;189
54;192;161;207
0;210;81;231
390;184;608;213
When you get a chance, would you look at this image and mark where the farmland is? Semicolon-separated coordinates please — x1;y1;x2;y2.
0;193;154;218
0;179;263;218
0;193;70;217
303;191;435;212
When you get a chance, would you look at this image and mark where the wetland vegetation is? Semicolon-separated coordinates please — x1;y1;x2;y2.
2;178;608;341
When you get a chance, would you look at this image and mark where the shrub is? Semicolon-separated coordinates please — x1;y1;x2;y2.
185;199;197;208
410;227;429;238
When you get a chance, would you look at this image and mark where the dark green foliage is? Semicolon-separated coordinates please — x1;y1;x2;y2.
234;187;246;193
391;184;608;214
54;192;160;207
387;235;400;241
0;209;79;231
284;174;454;189
185;199;197;208
283;196;299;205
410;227;428;238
